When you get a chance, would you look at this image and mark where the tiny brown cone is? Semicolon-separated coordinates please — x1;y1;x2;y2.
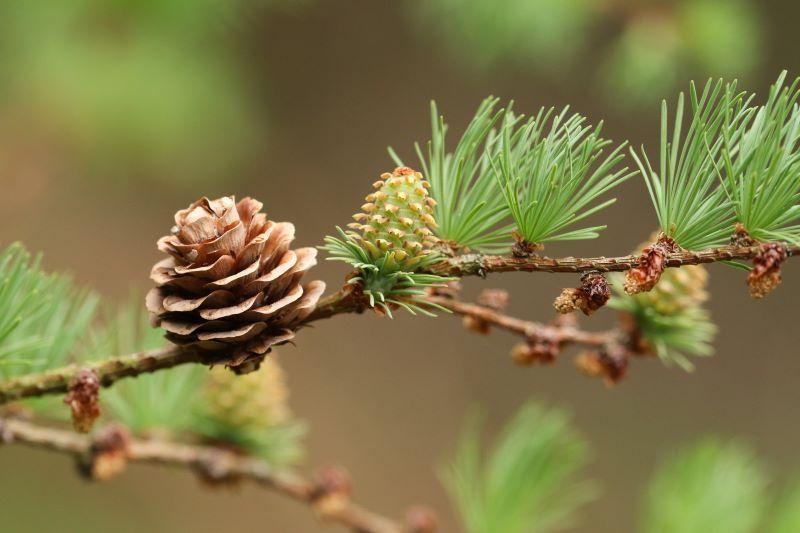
147;197;325;373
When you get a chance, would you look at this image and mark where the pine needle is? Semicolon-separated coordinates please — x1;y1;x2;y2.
494;107;633;245
641;438;768;533
440;401;595;533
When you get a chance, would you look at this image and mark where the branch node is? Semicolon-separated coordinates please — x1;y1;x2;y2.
462;289;509;334
511;230;543;258
511;331;560;366
311;465;353;520
731;223;757;247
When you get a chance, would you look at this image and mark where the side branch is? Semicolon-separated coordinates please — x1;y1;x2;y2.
433;243;800;277
1;417;404;533
0;345;201;405
426;296;614;347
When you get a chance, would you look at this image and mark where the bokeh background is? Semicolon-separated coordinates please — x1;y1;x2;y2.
0;1;798;531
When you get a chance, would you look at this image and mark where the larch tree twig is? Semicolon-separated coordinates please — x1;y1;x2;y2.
0;417;406;533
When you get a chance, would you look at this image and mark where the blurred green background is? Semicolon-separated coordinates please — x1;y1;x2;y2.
0;0;798;531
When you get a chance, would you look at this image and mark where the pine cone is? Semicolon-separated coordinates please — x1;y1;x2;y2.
147;196;325;373
347;166;439;270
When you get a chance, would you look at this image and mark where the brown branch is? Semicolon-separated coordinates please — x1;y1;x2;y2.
428;292;639;384
426;295;614;348
432;243;800;277
0;417;405;533
2;242;796;405
0;289;367;406
0;345;201;405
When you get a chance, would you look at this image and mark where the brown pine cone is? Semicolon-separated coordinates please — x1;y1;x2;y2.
146;197;325;373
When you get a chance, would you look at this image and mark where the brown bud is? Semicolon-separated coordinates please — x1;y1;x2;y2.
554;272;610;315
574;346;629;386
312;466;352;519
406;505;438;533
511;230;543;258
462;315;490;335
624;235;678;294
731;223;756;247
511;332;560;366
618;312;651;355
64;369;101;433
580;272;611;313
748;243;788;299
574;352;605;378
80;424;131;481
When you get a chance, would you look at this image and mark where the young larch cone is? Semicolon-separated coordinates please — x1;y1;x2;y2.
147;196;325;373
747;243;788;299
624;234;679;294
347;167;439;270
202;357;291;431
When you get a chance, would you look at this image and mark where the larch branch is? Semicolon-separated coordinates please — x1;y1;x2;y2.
0;242;796;405
426;295;615;347
0;417;404;533
432;243;800;277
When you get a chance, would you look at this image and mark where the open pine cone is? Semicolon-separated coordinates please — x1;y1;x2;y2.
146;196;325;373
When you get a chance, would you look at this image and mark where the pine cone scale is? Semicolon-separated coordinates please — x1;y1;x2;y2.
161;289;237;313
148;196;325;372
198;293;264;321
173;255;236;279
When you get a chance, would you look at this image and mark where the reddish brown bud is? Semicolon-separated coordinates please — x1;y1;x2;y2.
312;466;353;519
80;424;131;481
511;230;543;258
748;243;788;299
64;369;101;433
462;315;490;335
406;505;438;533
574;346;629;386
580;272;611;313
554;272;610;316
618;312;651;355
624;235;678;294
511;332;560;366
731;223;756;247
